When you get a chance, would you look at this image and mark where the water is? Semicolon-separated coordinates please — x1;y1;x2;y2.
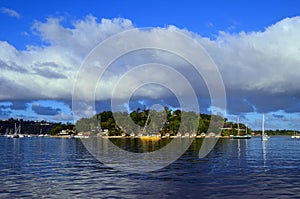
1;136;300;198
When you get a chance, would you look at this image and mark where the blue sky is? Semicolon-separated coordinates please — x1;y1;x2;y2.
1;0;300;130
2;0;300;49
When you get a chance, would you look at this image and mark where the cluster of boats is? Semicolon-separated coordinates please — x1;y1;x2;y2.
3;124;47;139
230;114;270;141
7;114;300;141
4;123;23;138
4;133;47;139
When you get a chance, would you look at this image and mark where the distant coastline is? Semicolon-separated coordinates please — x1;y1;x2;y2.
1;115;299;138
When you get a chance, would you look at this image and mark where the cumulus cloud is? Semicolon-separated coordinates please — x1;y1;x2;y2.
52;112;73;121
1;15;300;117
200;17;300;94
1;7;20;19
197;17;300;113
0;16;134;101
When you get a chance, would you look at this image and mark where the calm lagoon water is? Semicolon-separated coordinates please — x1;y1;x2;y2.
1;136;300;198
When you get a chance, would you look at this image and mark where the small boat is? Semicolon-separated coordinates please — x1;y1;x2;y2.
232;118;251;139
261;114;269;141
38;128;45;137
139;135;161;140
291;131;300;139
137;112;162;140
9;123;22;139
233;134;252;139
12;134;19;138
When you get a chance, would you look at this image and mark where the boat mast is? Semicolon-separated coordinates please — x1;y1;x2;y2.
262;113;265;136
142;111;151;135
237;118;240;136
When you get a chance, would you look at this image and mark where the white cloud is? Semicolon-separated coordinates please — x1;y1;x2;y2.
32;16;133;58
1;7;20;19
52;112;73;121
0;16;134;100
1;15;300;115
199;17;300;94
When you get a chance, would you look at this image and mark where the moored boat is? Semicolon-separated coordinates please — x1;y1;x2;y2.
261;114;270;141
232;118;252;139
232;134;252;139
291;131;300;139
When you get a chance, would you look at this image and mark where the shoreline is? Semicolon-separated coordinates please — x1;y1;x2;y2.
3;134;293;139
48;135;235;139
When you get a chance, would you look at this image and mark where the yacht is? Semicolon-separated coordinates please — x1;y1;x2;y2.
291;131;300;139
261;114;270;141
232;118;251;139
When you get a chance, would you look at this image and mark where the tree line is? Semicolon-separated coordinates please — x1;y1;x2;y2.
0;118;75;135
2;113;298;136
75;107;253;136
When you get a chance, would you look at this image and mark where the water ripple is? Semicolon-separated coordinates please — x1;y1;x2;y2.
1;137;300;198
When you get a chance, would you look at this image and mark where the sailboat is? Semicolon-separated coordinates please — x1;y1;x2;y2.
261;114;270;141
4;128;10;137
232;118;251;139
291;131;300;139
38;128;44;137
9;123;22;138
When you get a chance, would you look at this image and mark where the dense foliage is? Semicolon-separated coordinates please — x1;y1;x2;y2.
75;107;252;136
0;118;75;135
1;113;299;136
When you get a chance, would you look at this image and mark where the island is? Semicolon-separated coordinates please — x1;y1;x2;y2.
0;108;298;138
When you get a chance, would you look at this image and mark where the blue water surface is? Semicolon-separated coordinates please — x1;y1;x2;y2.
1;136;300;198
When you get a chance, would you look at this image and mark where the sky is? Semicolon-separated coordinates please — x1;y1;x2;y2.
1;0;300;130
